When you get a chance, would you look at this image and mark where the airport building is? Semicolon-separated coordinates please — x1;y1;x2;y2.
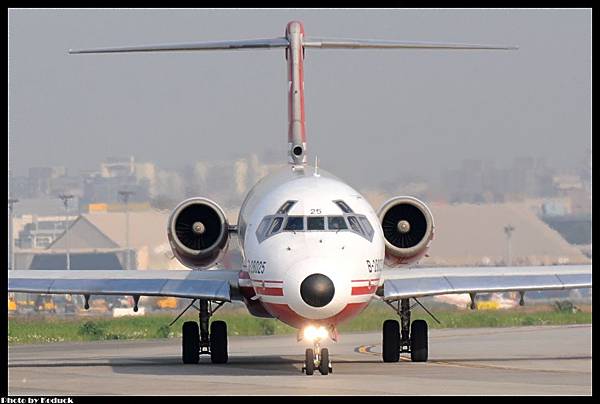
11;201;589;272
419;201;590;267
14;210;187;271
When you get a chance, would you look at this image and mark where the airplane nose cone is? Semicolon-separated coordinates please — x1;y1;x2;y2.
300;273;335;307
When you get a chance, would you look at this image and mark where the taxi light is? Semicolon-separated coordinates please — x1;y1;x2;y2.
303;325;329;341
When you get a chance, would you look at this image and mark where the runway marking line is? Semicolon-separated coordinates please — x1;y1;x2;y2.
355;345;409;361
355;345;590;374
430;325;590;340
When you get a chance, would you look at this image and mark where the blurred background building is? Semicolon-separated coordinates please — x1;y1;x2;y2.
9;152;591;269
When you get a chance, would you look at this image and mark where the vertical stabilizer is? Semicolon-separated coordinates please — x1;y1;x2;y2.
285;21;308;166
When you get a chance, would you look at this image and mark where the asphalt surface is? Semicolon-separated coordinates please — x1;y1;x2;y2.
8;324;592;395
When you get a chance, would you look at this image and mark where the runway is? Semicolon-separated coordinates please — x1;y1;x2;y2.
8;324;591;395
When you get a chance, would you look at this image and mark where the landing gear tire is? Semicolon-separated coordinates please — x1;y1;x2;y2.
182;321;199;364
382;319;400;363
319;348;329;375
410;319;428;362
210;320;228;364
305;348;315;375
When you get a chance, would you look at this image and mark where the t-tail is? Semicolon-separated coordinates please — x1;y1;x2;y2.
69;20;518;166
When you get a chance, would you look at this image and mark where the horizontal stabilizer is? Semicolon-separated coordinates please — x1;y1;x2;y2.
69;37;290;54
303;37;518;50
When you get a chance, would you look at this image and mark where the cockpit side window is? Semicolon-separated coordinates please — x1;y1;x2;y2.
255;216;272;242
333;200;354;213
284;216;304;231
277;200;297;214
358;216;375;241
327;216;348;230
307;216;325;230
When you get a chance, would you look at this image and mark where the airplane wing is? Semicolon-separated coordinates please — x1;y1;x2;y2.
380;264;591;301
8;269;241;302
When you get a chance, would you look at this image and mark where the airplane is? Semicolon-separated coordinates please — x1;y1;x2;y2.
9;20;591;376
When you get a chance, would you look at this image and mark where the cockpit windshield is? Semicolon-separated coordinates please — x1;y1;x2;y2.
255;200;375;243
284;216;304;231
307;216;325;230
327;216;347;230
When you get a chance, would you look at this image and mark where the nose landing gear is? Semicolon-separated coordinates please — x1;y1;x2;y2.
382;298;428;363
301;326;333;375
303;342;332;375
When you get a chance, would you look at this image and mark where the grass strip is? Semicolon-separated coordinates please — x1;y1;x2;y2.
8;303;591;345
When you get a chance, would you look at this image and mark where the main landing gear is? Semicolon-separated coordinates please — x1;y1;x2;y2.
181;299;228;364
382;299;428;363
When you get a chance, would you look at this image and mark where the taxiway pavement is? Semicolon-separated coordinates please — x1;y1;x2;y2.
8;324;592;395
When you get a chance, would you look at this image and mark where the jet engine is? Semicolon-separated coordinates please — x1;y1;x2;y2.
378;196;435;267
167;197;230;269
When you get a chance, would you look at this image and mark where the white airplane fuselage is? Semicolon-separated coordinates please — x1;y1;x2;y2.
237;165;385;330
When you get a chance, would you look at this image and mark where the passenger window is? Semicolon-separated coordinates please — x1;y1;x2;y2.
269;217;284;235
327;216;348;230
307;216;325;230
347;216;364;235
358;217;374;240
284;216;304;231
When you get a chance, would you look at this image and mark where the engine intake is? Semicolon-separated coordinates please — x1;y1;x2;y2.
378;196;434;267
168;197;230;269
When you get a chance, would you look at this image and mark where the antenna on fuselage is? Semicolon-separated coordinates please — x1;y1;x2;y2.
314;156;320;177
69;21;517;167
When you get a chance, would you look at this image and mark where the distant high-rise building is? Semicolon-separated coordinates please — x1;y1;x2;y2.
440;156;561;203
100;156;135;178
27;166;67;198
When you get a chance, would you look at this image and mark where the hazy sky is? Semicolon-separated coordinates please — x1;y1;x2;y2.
8;9;591;188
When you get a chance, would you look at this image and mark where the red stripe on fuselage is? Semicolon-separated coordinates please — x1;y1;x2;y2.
262;302;370;329
351;285;378;295
239;285;256;299
255;286;284;296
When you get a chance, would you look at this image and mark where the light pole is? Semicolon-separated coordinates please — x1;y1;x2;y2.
118;190;135;270
8;198;19;270
59;194;74;270
504;224;515;266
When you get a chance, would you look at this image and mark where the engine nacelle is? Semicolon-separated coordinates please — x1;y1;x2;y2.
378;196;435;267
167;197;230;269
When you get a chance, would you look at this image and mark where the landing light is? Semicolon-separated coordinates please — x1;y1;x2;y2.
303;325;329;342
